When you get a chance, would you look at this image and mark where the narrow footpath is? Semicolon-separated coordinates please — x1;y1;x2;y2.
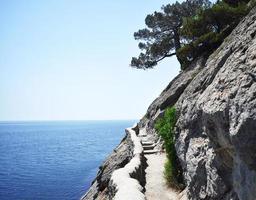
141;138;179;200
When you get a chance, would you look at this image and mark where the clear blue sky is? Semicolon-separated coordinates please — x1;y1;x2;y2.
0;0;180;121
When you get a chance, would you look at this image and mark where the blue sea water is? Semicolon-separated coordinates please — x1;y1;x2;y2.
0;120;135;200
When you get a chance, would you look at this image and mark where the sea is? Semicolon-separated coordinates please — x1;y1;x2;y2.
0;120;136;200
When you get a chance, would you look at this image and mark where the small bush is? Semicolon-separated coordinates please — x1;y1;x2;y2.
164;158;177;188
155;107;184;189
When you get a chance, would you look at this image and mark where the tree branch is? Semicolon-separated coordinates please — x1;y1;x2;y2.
156;52;176;63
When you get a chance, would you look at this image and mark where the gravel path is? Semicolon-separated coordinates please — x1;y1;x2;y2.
145;153;178;200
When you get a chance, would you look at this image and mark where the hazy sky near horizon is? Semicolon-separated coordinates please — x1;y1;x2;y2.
0;0;180;121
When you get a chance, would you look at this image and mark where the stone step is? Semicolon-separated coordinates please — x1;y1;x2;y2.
140;135;147;137
143;149;159;155
141;141;154;146
143;144;155;150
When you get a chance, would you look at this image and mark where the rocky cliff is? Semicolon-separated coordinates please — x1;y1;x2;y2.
139;7;256;200
83;7;256;200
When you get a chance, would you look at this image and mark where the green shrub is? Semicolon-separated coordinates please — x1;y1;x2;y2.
164;159;174;186
155;107;184;189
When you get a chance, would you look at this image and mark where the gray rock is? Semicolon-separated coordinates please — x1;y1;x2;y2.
139;7;256;200
138;56;207;142
175;7;256;200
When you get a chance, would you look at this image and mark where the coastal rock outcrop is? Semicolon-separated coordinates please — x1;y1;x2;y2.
139;7;256;200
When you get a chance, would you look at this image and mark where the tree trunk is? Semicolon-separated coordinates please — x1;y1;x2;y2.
173;30;181;51
173;30;183;65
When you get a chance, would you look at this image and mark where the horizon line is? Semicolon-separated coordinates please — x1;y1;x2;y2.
0;119;139;122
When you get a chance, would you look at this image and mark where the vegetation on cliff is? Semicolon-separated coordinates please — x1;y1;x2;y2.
131;0;253;70
155;107;183;188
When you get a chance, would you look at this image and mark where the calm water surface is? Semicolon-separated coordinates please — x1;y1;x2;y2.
0;120;135;200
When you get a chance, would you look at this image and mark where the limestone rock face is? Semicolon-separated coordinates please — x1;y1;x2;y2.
139;8;256;200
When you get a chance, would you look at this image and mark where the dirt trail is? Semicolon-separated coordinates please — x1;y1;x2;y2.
145;153;178;200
